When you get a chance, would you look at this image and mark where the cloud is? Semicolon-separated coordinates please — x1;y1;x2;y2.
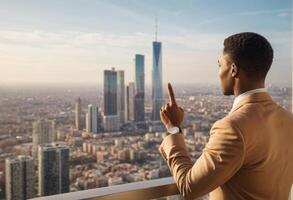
0;30;150;48
278;12;290;17
199;8;292;25
0;28;291;85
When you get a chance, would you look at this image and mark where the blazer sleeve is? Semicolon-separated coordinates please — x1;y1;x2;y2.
159;119;245;200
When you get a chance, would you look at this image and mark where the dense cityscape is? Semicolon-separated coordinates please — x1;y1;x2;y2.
0;33;292;200
0;80;291;200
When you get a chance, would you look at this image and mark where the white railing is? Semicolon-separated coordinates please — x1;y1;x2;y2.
31;177;180;200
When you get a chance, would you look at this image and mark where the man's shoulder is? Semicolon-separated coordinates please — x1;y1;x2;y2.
211;116;242;136
211;107;252;136
215;110;245;127
215;100;293;138
228;99;292;125
224;101;268;126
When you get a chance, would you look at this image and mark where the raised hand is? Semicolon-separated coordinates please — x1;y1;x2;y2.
168;82;177;106
160;83;184;129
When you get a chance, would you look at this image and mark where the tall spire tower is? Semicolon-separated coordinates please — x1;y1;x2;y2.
151;17;163;121
155;16;158;41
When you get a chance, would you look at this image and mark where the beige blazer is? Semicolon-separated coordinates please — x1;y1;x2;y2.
159;92;293;200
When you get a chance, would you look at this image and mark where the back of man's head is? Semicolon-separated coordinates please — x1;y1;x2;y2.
223;32;274;81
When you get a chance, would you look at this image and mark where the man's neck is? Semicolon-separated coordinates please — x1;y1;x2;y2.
234;81;265;97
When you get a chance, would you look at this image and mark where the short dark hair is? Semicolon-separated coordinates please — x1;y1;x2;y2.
223;32;273;80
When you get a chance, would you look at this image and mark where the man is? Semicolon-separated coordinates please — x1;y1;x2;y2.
159;32;293;200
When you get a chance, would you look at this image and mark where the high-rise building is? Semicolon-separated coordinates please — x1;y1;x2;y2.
127;82;135;121
134;54;145;122
75;97;82;130
117;70;126;124
103;68;120;131
151;40;163;121
38;143;69;196
103;115;120;132
104;68;118;116
86;104;98;133
5;156;35;200
32;119;56;158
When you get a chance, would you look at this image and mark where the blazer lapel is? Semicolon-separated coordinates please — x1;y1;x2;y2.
229;92;273;115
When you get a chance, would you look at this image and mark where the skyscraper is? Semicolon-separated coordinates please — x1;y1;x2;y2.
151;22;163;121
32;119;56;158
103;115;120;132
104;68;118;116
75;97;82;130
134;54;145;122
5;156;35;200
117;70;126;124
127;82;135;121
86;104;98;133
38;143;69;196
103;68;120;131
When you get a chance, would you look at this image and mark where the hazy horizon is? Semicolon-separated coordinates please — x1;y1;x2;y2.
0;81;291;88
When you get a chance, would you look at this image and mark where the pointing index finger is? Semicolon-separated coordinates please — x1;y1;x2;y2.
168;83;177;106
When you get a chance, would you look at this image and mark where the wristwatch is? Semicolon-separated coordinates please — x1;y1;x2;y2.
167;126;181;135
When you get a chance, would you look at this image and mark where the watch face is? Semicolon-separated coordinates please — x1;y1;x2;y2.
168;127;179;134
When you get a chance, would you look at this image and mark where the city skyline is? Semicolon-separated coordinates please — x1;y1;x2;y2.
0;0;291;86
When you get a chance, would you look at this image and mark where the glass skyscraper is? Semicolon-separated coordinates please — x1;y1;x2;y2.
86;104;98;133
134;54;145;122
117;70;126;124
152;41;163;121
127;82;135;121
103;68;120;131
104;68;118;116
38;143;69;196
5;156;35;200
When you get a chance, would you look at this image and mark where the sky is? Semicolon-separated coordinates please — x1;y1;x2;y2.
0;0;291;86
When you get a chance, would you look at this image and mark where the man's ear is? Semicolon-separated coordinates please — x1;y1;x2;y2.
231;63;238;78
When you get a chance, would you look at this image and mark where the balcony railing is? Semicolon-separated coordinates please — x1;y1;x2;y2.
31;177;180;200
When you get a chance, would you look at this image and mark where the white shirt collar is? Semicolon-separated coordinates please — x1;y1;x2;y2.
232;87;267;110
